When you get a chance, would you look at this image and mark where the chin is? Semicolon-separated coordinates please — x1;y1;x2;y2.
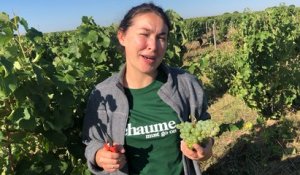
140;67;157;75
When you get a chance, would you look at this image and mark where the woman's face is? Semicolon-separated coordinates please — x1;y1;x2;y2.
118;12;168;76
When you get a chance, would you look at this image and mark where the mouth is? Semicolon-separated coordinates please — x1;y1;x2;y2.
141;55;155;60
141;54;157;64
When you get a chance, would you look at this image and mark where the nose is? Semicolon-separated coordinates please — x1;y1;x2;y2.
147;37;158;51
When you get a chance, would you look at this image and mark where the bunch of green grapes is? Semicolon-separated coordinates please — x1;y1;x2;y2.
176;120;220;149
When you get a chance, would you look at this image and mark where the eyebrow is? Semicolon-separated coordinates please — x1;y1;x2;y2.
138;27;167;35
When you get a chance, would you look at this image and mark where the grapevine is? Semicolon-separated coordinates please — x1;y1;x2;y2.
176;119;220;149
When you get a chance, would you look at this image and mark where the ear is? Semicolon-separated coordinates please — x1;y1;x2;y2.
117;30;125;46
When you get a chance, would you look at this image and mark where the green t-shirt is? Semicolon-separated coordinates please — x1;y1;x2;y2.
124;71;183;175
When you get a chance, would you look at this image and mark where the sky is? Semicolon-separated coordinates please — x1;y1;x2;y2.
1;0;300;33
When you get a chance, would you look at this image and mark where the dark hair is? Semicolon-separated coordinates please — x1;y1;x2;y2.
118;2;172;33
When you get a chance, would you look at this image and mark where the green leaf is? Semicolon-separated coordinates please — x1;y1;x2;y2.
13;61;22;70
26;27;43;42
102;35;111;48
55;73;76;86
188;64;196;74
67;141;85;159
85;169;92;175
68;45;81;58
86;30;98;43
52;108;73;130
92;51;107;62
229;124;240;131
57;90;75;108
6;46;20;61
174;45;181;55
0;57;14;77
59;161;68;173
0;78;9;99
81;16;89;24
20;17;29;31
0;131;3;142
0;12;10;22
10;132;26;143
8;107;24;122
23;108;30;120
8;75;18;91
166;50;174;58
199;57;208;68
0;32;12;46
63;74;76;85
19;117;36;130
32;64;45;85
44;130;67;146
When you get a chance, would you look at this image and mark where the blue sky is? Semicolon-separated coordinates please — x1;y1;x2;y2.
1;0;300;33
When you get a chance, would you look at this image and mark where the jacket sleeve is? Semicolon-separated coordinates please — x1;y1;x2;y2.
82;89;107;175
184;74;208;175
187;74;211;121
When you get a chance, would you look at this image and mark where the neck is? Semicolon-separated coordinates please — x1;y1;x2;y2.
124;68;158;89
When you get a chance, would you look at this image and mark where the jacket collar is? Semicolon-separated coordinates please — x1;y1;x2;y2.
115;63;173;89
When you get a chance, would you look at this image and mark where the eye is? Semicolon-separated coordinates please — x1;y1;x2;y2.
158;35;167;41
139;33;149;37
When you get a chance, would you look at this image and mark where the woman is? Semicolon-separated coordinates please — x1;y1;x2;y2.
82;3;213;175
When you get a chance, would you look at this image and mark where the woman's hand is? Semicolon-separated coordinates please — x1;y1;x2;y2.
95;144;126;173
180;138;214;161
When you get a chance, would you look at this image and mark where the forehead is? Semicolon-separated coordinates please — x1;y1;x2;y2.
130;12;168;31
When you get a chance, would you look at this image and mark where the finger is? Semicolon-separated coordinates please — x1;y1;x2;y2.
102;149;120;160
181;141;193;153
104;164;119;173
192;143;204;153
206;138;214;148
189;143;207;160
114;144;126;154
111;164;120;169
117;154;127;168
101;160;120;172
202;138;214;155
103;159;124;173
117;154;126;163
105;169;116;173
198;139;213;161
180;141;198;160
101;156;120;165
96;149;120;168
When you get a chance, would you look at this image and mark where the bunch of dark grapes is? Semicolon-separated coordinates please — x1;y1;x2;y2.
176;120;220;148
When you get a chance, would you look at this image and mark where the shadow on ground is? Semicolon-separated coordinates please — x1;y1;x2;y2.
202;120;300;175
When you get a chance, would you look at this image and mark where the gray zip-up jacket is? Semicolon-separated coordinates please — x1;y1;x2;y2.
82;63;210;175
